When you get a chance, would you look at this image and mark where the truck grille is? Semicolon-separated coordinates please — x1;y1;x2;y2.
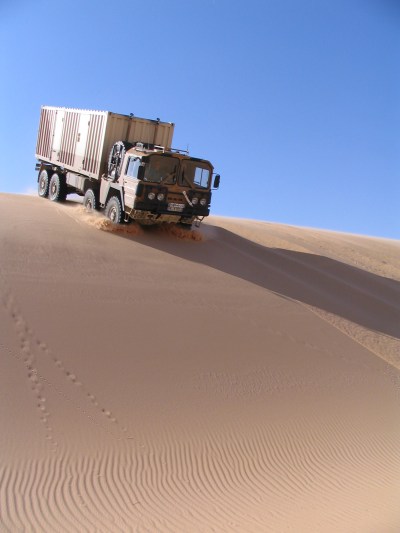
167;193;185;204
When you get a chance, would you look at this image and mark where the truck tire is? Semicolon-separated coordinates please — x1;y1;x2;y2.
38;169;50;198
178;222;193;231
83;189;98;211
49;173;67;202
105;196;123;224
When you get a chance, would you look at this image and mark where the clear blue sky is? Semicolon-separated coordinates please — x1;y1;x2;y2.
0;0;398;238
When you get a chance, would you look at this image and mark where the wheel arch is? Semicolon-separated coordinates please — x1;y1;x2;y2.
36;162;52;182
82;178;100;195
101;182;125;211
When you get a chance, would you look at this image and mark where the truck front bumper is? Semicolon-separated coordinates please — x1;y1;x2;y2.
131;198;210;223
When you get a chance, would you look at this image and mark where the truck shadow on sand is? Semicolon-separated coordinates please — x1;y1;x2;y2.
112;221;400;340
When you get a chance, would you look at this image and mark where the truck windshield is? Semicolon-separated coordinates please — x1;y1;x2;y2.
179;160;211;189
144;155;177;184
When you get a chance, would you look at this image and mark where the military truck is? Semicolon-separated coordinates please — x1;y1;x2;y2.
35;106;220;226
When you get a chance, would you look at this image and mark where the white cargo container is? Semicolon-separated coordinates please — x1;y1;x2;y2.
36;106;174;180
35;105;220;228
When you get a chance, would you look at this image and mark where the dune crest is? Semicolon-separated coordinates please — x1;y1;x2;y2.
1;194;399;532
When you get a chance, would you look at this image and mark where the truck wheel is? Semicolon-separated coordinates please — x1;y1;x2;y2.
83;189;98;211
49;173;67;202
178;221;192;230
38;169;50;198
105;196;123;224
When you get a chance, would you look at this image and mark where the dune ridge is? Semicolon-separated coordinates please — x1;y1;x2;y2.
1;193;400;532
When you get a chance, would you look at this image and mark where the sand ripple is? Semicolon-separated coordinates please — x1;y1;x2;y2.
1;194;400;532
2;414;400;532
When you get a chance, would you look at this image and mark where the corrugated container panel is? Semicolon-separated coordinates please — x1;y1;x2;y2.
59;111;80;167
36;107;56;159
36;106;174;180
155;123;174;147
124;119;174;148
83;113;105;175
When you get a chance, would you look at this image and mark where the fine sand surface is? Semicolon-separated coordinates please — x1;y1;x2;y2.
1;192;400;532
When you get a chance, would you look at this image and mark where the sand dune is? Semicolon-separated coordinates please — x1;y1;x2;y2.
1;193;399;532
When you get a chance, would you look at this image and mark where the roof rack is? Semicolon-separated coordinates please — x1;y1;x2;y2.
134;142;166;153
170;147;189;155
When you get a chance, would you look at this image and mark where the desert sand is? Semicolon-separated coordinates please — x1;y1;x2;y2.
1;192;399;532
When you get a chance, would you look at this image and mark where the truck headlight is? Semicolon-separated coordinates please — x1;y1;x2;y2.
148;192;155;200
200;198;207;206
157;193;165;201
191;197;199;205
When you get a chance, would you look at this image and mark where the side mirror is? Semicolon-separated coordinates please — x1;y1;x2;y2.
213;174;220;189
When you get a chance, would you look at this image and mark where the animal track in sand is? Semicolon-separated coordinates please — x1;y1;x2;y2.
1;285;129;447
2;290;58;450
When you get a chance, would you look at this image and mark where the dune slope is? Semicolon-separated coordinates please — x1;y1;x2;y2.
1;193;400;532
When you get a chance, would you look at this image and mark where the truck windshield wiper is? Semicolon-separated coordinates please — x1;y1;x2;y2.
181;171;192;188
160;172;175;184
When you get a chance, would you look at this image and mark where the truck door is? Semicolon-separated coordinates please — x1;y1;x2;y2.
75;113;90;171
50;108;65;162
122;156;141;208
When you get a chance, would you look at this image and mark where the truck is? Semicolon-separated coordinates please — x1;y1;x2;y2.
35;106;220;227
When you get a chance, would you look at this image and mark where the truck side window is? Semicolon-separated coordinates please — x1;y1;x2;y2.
193;167;210;188
126;157;140;178
180;161;211;188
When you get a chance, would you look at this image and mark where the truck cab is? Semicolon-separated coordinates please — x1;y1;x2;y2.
99;142;220;227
